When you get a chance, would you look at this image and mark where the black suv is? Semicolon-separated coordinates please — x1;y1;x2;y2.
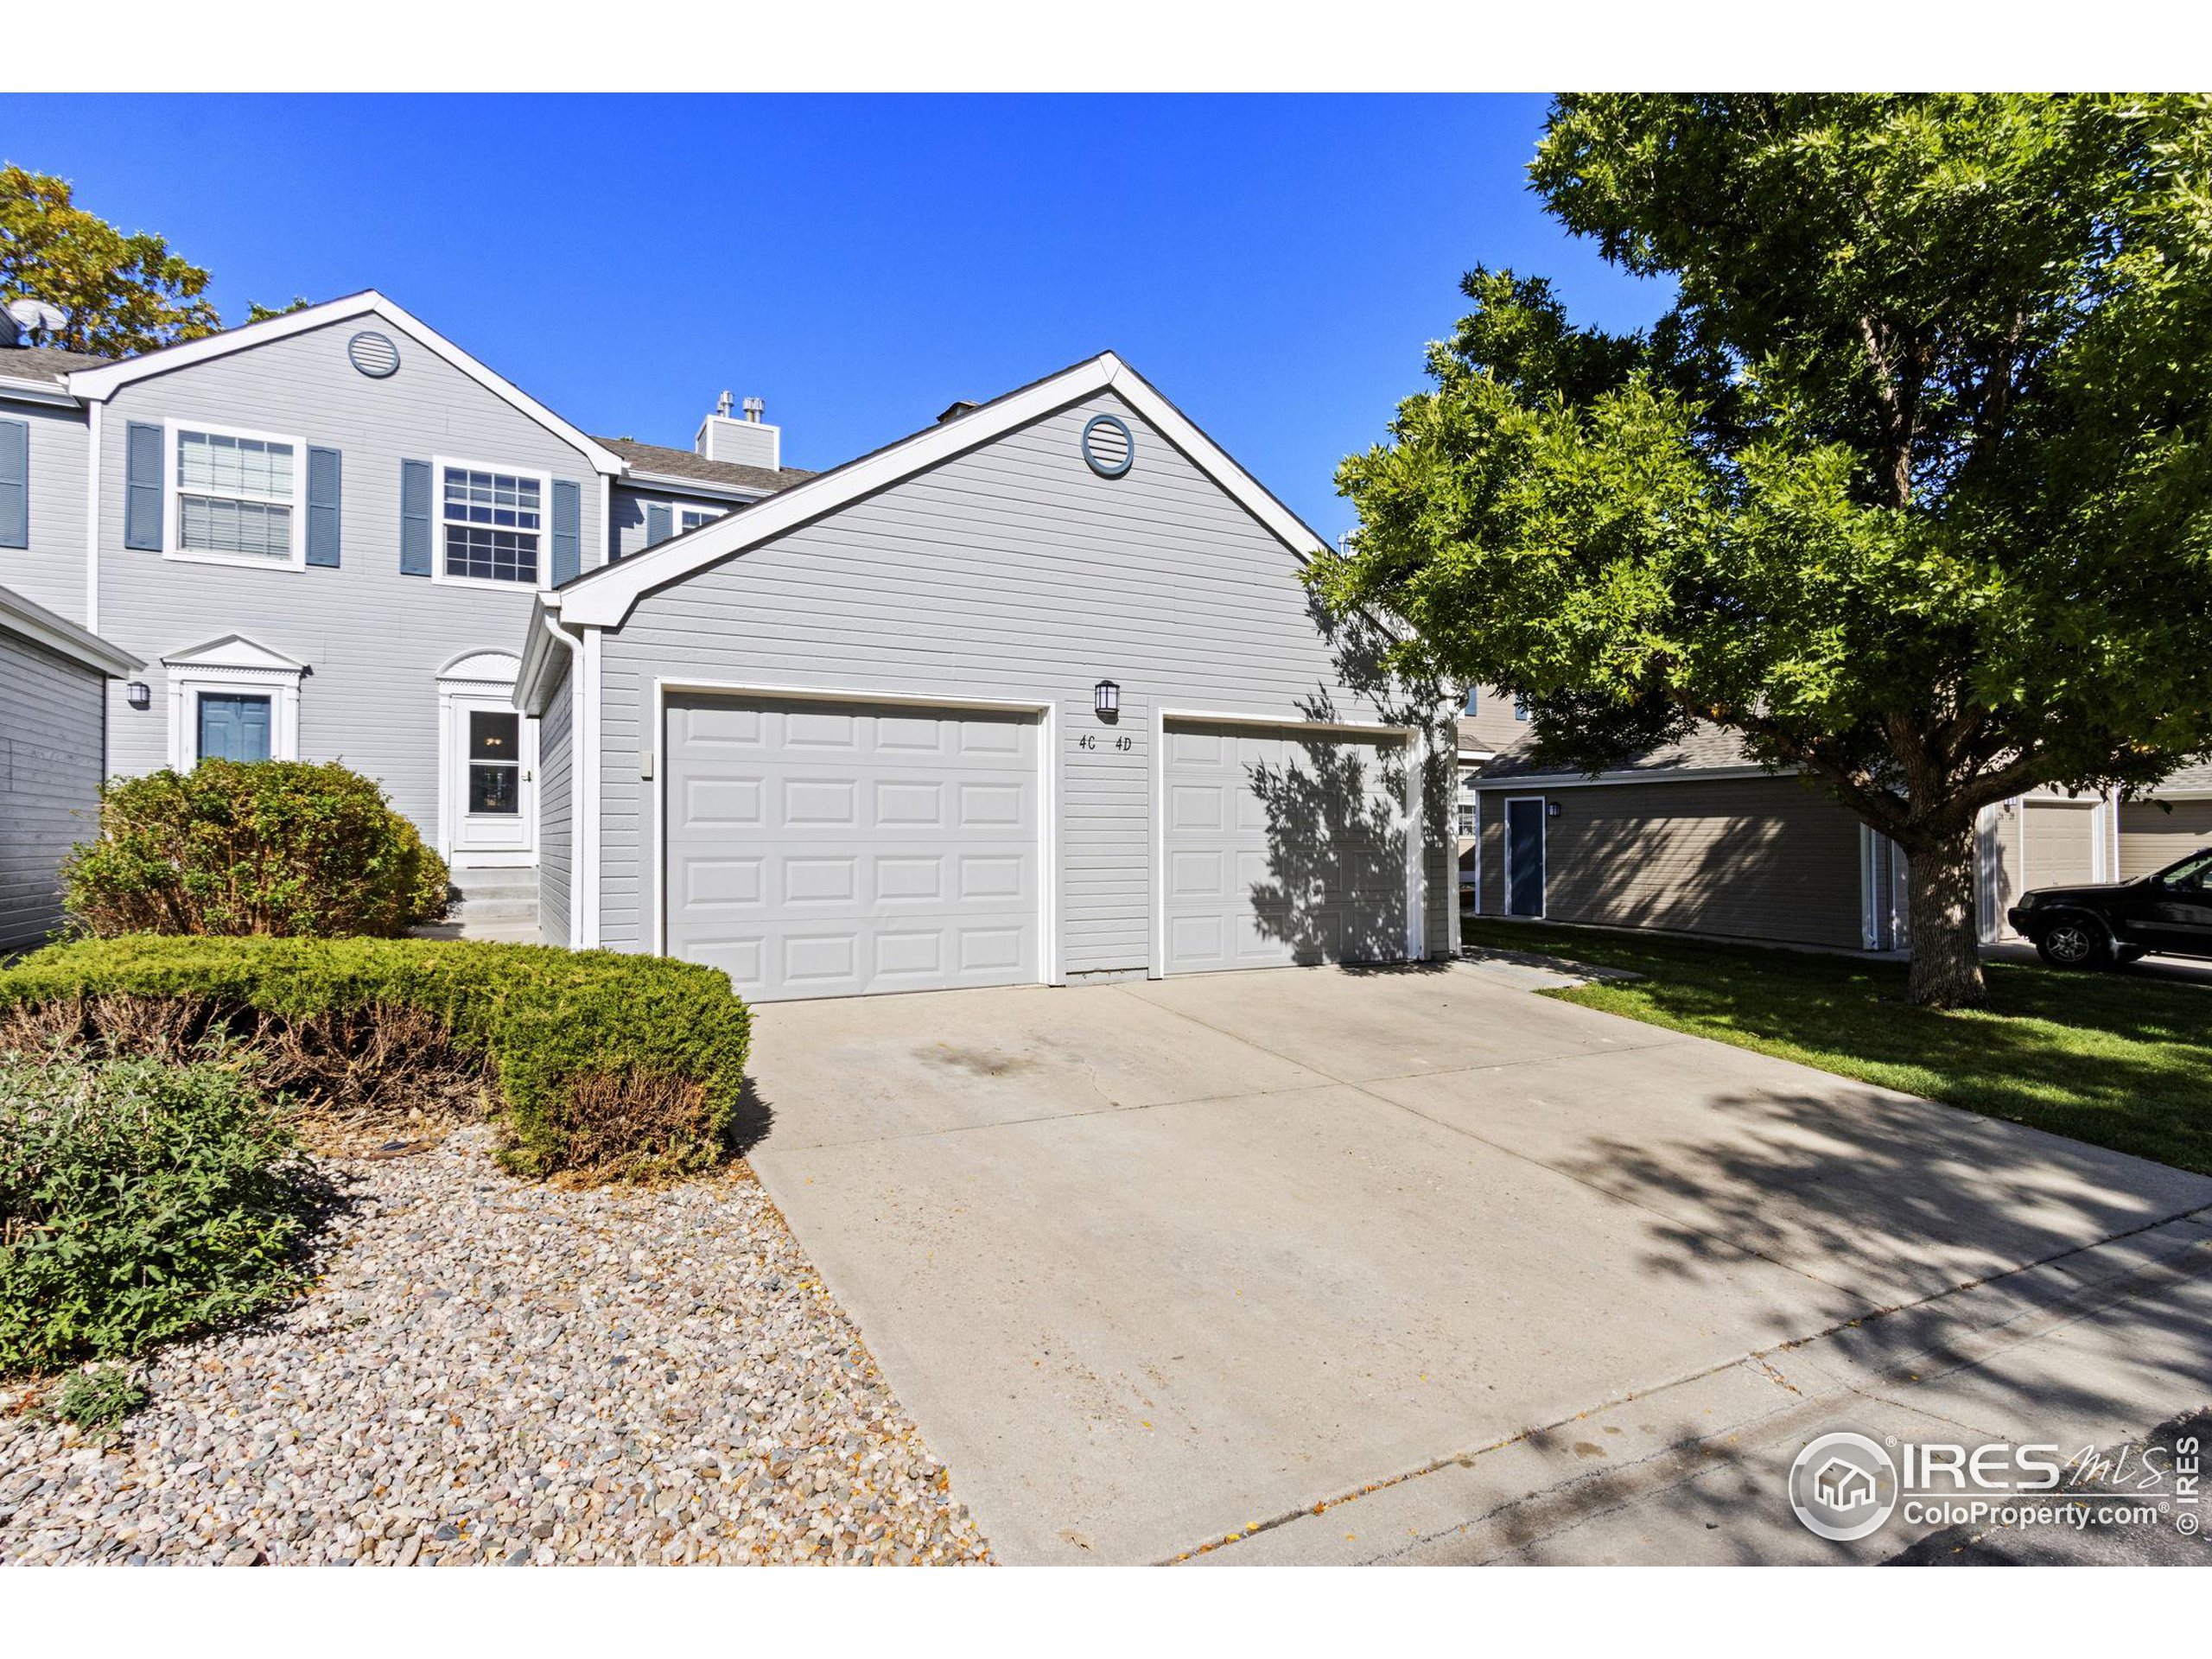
2007;846;2212;969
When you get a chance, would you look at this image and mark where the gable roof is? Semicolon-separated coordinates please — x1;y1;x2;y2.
543;352;1330;637
596;435;817;498
65;292;627;476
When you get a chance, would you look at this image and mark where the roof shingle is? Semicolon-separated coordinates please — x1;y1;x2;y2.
0;346;111;385
594;436;815;496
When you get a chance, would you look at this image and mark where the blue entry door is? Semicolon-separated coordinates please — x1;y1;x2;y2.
1505;798;1546;918
198;693;273;762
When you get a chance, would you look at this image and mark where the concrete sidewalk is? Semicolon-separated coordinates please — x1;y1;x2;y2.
741;963;2212;1565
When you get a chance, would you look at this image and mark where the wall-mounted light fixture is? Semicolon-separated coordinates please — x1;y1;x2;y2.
125;681;151;710
1094;678;1120;720
1546;799;1563;818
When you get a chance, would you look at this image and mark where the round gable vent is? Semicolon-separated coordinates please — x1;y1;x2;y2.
347;329;401;378
1081;413;1134;478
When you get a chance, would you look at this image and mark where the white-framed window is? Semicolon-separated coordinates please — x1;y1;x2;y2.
1513;696;1530;721
164;421;306;569
432;456;554;590
1457;801;1478;836
677;504;723;535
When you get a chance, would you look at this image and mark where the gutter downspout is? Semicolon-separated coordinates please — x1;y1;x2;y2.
537;607;588;950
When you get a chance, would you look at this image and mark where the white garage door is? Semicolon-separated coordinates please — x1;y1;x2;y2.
664;694;1041;1001
1161;719;1409;974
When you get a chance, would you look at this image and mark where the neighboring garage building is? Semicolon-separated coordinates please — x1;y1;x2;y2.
2120;761;2212;881
0;584;141;951
516;353;1454;1002
1466;727;2122;953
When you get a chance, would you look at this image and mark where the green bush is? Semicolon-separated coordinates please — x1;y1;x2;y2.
0;1048;313;1376
61;760;451;939
0;935;755;1184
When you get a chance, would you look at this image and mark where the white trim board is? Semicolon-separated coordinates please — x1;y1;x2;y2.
0;582;140;677
1501;794;1548;921
542;353;1332;635
645;677;1058;987
161;637;305;771
67;291;626;478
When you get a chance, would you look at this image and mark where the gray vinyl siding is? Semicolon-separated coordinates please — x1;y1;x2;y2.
594;391;1451;970
609;485;747;563
0;628;105;950
1471;773;1865;950
0;401;91;624
2120;799;2212;880
537;653;574;945
92;318;607;842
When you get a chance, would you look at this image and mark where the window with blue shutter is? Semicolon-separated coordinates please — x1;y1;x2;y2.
645;502;671;548
306;447;342;567
550;479;581;585
0;418;26;550
124;422;164;550
400;459;431;575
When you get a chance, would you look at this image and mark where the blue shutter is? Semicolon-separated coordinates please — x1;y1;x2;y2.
0;418;26;549
645;502;671;548
550;479;581;585
306;446;342;567
400;459;432;576
124;422;164;550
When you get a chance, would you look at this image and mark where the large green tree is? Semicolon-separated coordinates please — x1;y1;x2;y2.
1319;94;2212;1007
1;164;221;355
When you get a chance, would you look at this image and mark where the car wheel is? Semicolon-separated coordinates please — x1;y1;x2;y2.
2036;917;2110;969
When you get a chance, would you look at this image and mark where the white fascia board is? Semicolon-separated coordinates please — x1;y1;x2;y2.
620;469;772;505
1469;764;1796;791
0;583;143;677
0;375;81;409
556;352;1334;630
515;594;567;713
65;291;628;478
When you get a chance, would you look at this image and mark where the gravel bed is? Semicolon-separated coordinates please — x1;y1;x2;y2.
0;1127;992;1566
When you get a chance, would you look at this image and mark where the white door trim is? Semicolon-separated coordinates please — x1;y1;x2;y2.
1152;707;1423;978
437;665;536;865
1502;793;1548;920
650;677;1057;984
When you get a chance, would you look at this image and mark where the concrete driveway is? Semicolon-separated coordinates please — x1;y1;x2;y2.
743;963;2212;1565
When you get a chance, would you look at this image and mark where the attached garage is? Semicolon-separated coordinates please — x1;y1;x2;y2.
518;353;1454;998
663;693;1042;1001
1160;718;1411;974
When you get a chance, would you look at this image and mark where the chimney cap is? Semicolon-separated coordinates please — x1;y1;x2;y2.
715;391;734;418
937;399;981;424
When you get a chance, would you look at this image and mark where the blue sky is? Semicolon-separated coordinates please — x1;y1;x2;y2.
5;94;1662;538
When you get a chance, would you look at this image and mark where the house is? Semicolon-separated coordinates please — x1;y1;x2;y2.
0;292;810;931
1463;721;2146;953
0;583;139;950
3;297;1455;995
1812;1457;1878;1510
516;353;1457;1001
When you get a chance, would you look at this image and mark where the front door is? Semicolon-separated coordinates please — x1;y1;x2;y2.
1505;798;1546;918
198;693;271;762
445;695;532;856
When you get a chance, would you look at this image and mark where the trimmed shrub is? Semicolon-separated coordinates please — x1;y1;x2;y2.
0;936;756;1184
61;760;451;939
1;1048;314;1376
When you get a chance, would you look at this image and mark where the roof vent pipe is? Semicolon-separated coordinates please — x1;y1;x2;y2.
742;396;764;423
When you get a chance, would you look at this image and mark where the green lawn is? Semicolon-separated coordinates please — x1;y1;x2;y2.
1459;918;2212;1176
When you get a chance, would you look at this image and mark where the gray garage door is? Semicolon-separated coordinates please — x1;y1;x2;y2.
664;694;1040;1001
1161;719;1408;974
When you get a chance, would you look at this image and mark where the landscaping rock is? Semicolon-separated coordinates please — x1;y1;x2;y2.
0;1128;991;1567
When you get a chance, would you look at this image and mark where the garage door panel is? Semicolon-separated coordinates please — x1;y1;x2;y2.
1163;719;1408;976
666;694;1040;1002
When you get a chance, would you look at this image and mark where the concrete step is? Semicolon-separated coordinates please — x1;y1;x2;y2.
451;896;538;924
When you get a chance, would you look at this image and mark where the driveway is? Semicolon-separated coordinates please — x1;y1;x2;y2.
743;963;2212;1565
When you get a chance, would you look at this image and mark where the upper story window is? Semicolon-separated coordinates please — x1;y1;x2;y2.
1513;696;1530;721
678;505;721;535
1462;687;1480;716
437;461;547;587
170;425;304;568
